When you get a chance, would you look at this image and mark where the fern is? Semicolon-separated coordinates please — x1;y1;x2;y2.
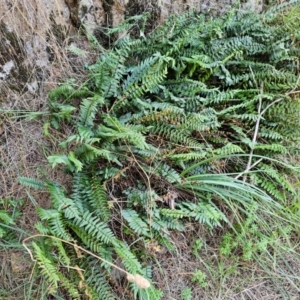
48;82;75;102
80;256;116;300
215;143;245;156
122;209;150;237
123;54;168;98
169;151;207;162
68;223;113;269
78;144;119;163
67;43;88;57
79;95;105;127
97;115;150;150
0;210;14;225
142;162;181;184
151;214;185;232
74;211;117;245
20;2;300;298
125;187;159;208
88;51;126;98
89;175;111;221
177;202;226;229
46;182;80;219
37;208;72;240
35;221;51;235
159;209;188;219
49;215;73;240
32;242;60;291
53;239;71;266
18;177;46;190
57;272;80;299
114;242;143;274
256;175;285;201
71;172;111;221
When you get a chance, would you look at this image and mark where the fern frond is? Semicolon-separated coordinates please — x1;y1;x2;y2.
151;214;185;232
80;256;116;300
255;175;285;202
0;210;14;224
142;162;181;184
48;83;75;101
159;209;188;219
254;143;288;154
32;242;60;291
79;95;105;127
177;201;226;228
77;144;119;163
48;211;72;240
90;175;111;221
71;172;89;213
35;221;51;235
215;143;245;155
37;207;72;241
68;223;113;270
169;151;207;162
125;187;159;208
150;123;203;148
261;164;296;195
97;115;149;150
52;239;71;266
264;0;300;21
114;242;143;274
75;211;117;245
46;182;80;219
89;51;126;98
67;43;88;57
122;209;150;237
123;54;168;98
18;177;46;190
37;208;60;220
58;272;80;299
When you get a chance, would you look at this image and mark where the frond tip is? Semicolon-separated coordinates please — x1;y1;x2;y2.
18;177;46;190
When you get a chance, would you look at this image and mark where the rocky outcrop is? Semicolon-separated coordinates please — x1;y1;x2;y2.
0;0;264;106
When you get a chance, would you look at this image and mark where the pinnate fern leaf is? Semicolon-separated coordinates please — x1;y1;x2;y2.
32;242;60;290
122;209;150;237
75;211;117;245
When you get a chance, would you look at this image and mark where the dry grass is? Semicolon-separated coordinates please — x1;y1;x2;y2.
150;223;300;300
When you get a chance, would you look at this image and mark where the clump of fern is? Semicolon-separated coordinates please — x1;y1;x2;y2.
20;0;300;298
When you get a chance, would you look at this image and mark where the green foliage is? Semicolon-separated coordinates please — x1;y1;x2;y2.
32;242;61;290
19;175;160;299
219;201;293;261
18;177;46;190
191;269;208;288
192;239;204;257
181;287;193;300
122;209;150;237
0;210;15;238
0;198;23;240
20;1;300;298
